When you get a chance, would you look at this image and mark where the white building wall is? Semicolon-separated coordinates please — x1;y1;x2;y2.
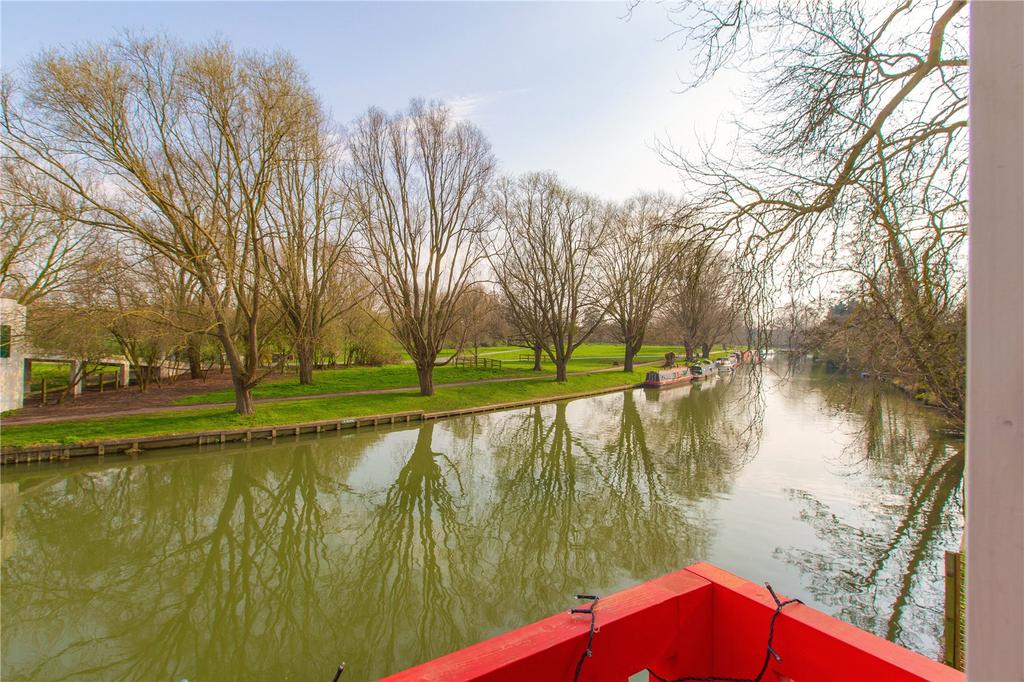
0;298;26;413
967;2;1024;679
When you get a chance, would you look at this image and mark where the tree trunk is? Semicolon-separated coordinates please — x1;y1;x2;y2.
215;324;256;416
135;364;149;392
533;344;543;371
417;362;435;396
684;343;694;361
187;335;203;379
624;344;636;373
701;343;711;359
555;361;568;382
296;337;315;385
233;378;255;416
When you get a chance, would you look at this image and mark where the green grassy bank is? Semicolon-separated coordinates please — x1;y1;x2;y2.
178;343;724;406
2;370;648;448
176;363;540;405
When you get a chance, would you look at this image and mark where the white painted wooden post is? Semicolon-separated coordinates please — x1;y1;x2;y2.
967;2;1024;680
69;360;83;396
22;358;32;400
118;362;129;388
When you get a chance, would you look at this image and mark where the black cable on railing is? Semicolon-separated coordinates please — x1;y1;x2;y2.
570;594;600;682
645;583;803;682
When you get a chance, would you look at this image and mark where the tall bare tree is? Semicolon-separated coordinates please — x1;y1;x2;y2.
2;35;318;414
347;100;495;395
665;241;741;361
600;195;684;372
490;173;607;382
264;104;356;384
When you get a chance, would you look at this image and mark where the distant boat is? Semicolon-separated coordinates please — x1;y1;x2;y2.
691;359;719;378
715;356;737;372
644;366;691;388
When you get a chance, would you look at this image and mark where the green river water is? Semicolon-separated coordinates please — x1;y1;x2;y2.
0;359;964;680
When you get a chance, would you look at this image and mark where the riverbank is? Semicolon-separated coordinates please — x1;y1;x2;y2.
0;370;649;456
4;343;722;422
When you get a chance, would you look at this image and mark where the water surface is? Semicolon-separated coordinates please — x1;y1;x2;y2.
0;360;964;680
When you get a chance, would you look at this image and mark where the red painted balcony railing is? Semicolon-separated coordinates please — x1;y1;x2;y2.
382;563;962;682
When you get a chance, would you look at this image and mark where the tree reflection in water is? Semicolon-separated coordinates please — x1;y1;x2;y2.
0;361;963;679
642;374;760;501
1;441;357;681
337;423;477;679
778;371;964;656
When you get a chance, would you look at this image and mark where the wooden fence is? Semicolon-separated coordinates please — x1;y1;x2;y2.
453;355;503;370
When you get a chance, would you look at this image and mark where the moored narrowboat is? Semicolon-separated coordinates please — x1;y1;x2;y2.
383;563;962;682
644;366;691;388
690;359;717;378
715;355;737;372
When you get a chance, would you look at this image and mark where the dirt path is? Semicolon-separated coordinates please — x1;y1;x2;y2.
3;361;659;426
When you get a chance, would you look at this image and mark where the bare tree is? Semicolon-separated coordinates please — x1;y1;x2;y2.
25;257;119;401
264;103;356;384
494;287;549;372
95;247;171;391
449;285;508;360
347;100;495;395
0;160;93;305
2;35;318;414
490;173;608;382
648;0;968;423
664;240;741;361
600;194;684;371
332;303;398;367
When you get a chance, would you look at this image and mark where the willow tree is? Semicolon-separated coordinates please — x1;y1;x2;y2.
347;100;495;395
1;35;317;414
648;0;969;424
490;173;607;382
599;195;684;372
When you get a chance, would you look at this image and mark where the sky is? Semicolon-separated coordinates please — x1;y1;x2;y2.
1;1;745;200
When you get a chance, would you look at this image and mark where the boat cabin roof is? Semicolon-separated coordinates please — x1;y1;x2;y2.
647;367;689;380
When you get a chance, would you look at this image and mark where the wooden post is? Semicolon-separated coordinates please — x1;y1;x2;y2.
40;378;46;406
69;360;83;396
944;550;965;671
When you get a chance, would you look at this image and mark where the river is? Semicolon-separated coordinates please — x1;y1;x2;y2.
0;358;964;680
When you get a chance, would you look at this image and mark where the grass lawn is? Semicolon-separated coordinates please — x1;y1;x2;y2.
26;361;72;391
2;370;649;447
27;361;128;392
395;345;520;361
176;363;540;405
178;344;737;405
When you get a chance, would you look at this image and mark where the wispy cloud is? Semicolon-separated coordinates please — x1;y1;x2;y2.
445;88;529;121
